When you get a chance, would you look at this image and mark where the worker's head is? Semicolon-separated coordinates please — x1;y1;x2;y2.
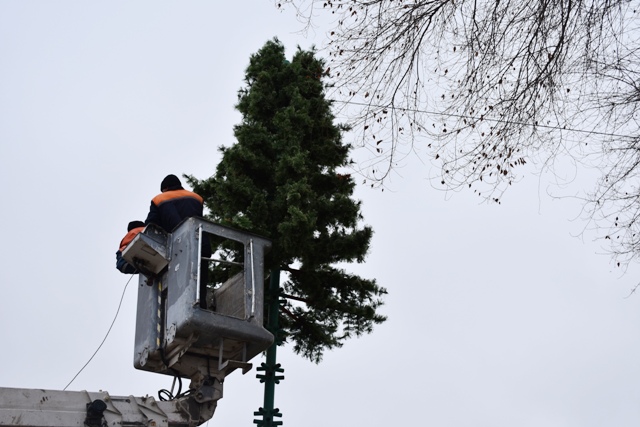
127;220;145;231
160;174;183;192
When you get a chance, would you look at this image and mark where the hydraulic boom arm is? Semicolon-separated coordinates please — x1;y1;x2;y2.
0;383;221;427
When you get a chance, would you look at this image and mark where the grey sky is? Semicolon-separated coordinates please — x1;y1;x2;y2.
1;2;639;426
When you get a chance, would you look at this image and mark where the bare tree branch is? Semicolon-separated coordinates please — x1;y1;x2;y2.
276;0;640;268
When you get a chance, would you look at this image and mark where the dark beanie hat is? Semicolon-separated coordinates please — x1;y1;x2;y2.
161;174;182;191
127;220;145;231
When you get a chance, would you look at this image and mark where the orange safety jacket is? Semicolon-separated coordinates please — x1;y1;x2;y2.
145;189;204;232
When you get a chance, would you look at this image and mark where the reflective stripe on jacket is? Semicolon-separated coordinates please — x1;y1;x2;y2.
145;189;204;232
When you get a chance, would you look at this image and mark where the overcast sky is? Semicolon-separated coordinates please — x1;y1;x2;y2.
2;2;640;426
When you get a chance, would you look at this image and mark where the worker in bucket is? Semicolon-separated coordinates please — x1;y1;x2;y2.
145;174;212;308
116;220;145;274
145;174;204;232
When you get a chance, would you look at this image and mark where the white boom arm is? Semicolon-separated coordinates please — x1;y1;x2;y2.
0;384;221;427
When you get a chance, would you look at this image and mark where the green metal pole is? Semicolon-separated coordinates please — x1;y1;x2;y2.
254;269;284;426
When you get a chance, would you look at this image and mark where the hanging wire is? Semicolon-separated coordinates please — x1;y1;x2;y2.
335;100;633;139
157;374;196;401
63;274;135;391
158;375;183;401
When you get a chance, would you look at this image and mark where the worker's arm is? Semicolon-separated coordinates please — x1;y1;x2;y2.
145;201;160;226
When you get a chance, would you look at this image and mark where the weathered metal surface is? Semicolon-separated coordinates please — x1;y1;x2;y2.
0;387;218;427
133;217;274;382
213;273;245;319
122;225;170;275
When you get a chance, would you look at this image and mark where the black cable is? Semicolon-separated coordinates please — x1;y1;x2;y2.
158;374;195;401
158;374;181;401
63;274;134;391
335;99;633;139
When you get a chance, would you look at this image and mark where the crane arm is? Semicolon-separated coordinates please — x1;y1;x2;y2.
0;384;221;427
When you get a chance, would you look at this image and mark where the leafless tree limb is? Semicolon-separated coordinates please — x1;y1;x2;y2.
276;0;640;268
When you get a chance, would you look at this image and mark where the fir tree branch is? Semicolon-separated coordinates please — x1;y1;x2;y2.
281;292;310;304
280;304;302;322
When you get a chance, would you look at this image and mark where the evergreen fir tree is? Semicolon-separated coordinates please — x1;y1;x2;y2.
188;39;386;362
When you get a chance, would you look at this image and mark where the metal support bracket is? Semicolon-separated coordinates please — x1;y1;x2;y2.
218;338;252;375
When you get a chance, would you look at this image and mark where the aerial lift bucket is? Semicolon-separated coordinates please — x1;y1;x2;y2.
122;217;274;386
